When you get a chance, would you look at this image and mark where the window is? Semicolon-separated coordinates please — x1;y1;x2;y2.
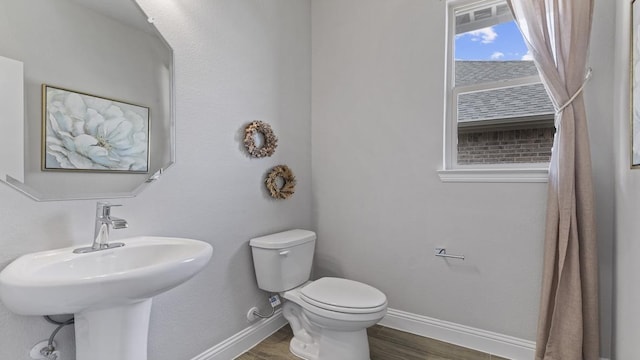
443;0;554;174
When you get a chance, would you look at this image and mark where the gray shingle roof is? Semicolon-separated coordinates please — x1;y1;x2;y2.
455;61;555;123
455;60;540;86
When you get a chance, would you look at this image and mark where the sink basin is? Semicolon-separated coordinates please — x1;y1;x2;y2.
0;236;212;315
0;236;212;360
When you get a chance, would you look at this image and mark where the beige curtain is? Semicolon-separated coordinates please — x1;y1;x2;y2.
506;1;599;359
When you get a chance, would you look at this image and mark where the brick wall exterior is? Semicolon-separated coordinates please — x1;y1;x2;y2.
457;126;554;164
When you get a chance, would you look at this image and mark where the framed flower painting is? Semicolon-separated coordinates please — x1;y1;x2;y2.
42;85;150;173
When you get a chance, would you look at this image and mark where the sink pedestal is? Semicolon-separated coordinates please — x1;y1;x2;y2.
74;299;152;360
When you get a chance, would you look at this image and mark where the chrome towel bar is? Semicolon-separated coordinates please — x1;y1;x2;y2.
435;247;465;260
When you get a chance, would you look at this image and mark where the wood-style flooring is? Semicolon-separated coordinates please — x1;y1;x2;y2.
236;324;510;360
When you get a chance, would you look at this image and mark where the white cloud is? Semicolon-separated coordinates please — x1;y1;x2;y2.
465;27;498;44
490;52;504;60
521;50;534;60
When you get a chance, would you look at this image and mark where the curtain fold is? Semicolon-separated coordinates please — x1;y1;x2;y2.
506;1;599;359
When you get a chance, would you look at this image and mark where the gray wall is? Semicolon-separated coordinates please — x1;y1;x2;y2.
0;0;621;359
311;0;614;356
0;0;311;359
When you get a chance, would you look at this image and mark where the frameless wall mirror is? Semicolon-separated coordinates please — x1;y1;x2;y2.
0;0;174;201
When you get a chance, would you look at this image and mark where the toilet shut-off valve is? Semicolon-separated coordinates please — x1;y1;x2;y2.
29;340;59;360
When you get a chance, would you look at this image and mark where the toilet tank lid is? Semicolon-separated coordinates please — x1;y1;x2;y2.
249;229;316;249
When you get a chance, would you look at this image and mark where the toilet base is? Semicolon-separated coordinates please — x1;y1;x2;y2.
290;336;319;360
283;301;372;360
289;327;371;360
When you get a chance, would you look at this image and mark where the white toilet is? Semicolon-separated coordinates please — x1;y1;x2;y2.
250;229;387;360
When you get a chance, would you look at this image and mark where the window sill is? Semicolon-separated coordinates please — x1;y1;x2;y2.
437;168;549;183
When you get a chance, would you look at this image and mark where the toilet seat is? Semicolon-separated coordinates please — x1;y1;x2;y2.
299;277;387;314
283;282;387;323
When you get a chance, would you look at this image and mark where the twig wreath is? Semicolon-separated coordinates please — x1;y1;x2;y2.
244;120;278;158
265;165;296;200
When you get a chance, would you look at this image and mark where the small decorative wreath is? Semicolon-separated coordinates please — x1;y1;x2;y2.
244;120;278;158
265;165;296;200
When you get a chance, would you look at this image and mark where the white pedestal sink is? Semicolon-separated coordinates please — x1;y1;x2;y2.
0;236;212;360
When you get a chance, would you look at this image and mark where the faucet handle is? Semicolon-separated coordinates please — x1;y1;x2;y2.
97;201;120;205
96;202;123;216
97;201;122;207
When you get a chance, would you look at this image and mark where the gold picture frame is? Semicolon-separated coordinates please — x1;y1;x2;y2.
42;85;150;173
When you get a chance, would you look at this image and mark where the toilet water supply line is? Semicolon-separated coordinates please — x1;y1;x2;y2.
252;294;281;319
40;316;74;359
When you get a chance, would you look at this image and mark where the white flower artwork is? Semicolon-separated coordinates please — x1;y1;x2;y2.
43;85;149;173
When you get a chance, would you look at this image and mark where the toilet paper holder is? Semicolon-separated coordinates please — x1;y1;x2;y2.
434;248;465;260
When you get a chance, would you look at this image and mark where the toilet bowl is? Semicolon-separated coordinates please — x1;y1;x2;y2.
281;278;387;360
250;230;388;360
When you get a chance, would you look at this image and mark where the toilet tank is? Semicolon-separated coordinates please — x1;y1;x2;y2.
249;229;316;292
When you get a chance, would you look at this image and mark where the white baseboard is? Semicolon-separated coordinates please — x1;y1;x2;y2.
190;306;608;360
191;309;287;360
379;308;536;360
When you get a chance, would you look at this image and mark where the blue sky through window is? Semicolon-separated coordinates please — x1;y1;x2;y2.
455;21;531;61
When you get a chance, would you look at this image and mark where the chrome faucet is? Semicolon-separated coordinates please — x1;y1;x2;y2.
73;202;128;254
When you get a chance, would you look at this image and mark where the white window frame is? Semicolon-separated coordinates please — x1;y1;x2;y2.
439;0;549;183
